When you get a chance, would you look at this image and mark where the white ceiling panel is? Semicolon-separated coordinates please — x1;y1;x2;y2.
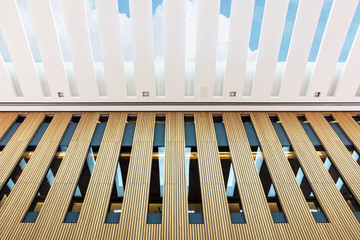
0;55;15;100
95;0;127;100
129;0;156;99
307;0;359;99
336;27;360;99
0;0;43;99
194;0;220;98
222;0;255;99
26;0;71;99
163;0;185;99
62;0;98;99
251;0;289;99
279;0;323;99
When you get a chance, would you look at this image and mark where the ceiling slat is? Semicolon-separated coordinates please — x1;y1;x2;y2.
279;0;323;99
222;0;255;99
194;0;220;98
164;0;185;99
0;57;15;100
129;0;156;99
0;0;43;99
307;0;358;98
26;0;71;99
95;0;127;99
62;0;98;99
251;0;289;99
335;28;360;99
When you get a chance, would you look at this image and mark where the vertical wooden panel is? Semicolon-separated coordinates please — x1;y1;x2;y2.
161;112;189;239
117;112;156;240
28;113;99;240
251;112;320;239
0;113;45;189
279;112;360;239
0;113;72;240
0;112;18;140
222;112;279;239
306;112;360;203
194;112;234;239
72;112;127;239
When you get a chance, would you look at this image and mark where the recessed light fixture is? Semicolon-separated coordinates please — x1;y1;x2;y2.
314;92;321;97
58;92;64;98
142;91;150;97
229;91;236;97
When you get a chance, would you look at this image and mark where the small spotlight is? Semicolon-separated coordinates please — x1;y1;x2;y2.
314;92;321;97
229;91;236;97
58;92;64;98
142;91;150;97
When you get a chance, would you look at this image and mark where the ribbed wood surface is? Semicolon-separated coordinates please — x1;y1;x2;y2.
0;113;45;189
251;112;321;239
0;111;360;239
279;112;360;239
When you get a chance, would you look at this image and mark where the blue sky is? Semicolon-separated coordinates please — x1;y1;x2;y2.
1;0;360;63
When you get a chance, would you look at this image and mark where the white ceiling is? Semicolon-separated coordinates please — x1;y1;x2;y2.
0;0;360;111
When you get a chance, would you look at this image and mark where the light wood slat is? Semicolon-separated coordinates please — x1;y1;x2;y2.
118;112;156;239
306;112;360;203
332;112;360;148
194;0;220;98
251;0;289;98
1;113;72;240
163;0;186;99
162;112;189;239
29;113;99;240
0;0;43;99
0;112;18;140
0;113;45;189
279;112;360;239
251;112;320;239
222;112;279;239
73;112;127;239
194;112;234;239
95;0;127;99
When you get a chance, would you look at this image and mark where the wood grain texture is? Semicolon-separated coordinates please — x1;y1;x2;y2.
0;112;18;140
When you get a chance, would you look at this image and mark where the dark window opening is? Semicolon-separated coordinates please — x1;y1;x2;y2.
324;115;336;123
241;116;251;123
184;115;195;123
70;115;81;123
44;116;54;123
98;115;109;123
155;115;166;123
126;115;137;123
15;115;26;123
213;115;223;123
352;115;360;123
269;115;280;123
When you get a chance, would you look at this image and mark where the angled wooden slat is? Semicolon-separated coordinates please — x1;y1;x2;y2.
62;0;98;99
222;0;255;99
95;0;127;99
129;0;156;98
29;113;99;240
306;112;360;203
222;112;279;239
0;113;72;240
0;0;43;98
73;112;127;239
194;0;221;98
307;0;359;98
0;112;18;140
118;112;156;239
332;112;360;147
279;112;360;239
251;112;320;239
251;0;289;99
194;112;234;239
279;0;323;98
163;0;185;99
26;0;71;99
0;113;45;189
335;28;360;98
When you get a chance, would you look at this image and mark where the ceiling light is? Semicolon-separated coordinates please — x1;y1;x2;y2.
142;91;150;97
229;91;236;97
58;92;64;98
314;92;321;97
